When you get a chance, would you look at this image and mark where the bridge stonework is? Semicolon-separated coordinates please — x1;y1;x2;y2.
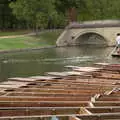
56;21;120;46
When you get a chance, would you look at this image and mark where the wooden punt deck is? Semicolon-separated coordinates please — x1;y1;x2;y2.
0;63;120;119
0;107;82;116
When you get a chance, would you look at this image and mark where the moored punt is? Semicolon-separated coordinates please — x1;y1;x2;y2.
0;64;120;119
70;113;120;120
94;63;120;74
112;53;120;57
83;106;120;114
9;77;115;85
0;101;88;107
5;92;102;97
91;101;120;107
0;113;120;120
0;96;91;101
19;83;114;90
46;71;86;77
10;88;107;94
0;115;76;120
8;76;61;81
0;107;82;116
94;62;120;67
8;77;40;82
91;72;120;79
94;96;120;101
73;67;102;73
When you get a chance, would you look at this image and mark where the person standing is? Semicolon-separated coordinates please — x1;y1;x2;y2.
116;33;120;54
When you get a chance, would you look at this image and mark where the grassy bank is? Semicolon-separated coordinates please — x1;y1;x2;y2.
0;30;62;50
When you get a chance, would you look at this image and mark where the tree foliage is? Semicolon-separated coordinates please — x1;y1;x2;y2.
54;0;86;22
78;0;120;21
54;0;86;13
1;0;120;30
9;0;55;29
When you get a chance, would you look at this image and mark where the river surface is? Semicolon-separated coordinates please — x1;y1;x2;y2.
0;46;119;81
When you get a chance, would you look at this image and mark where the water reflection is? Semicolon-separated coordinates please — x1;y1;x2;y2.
0;46;119;81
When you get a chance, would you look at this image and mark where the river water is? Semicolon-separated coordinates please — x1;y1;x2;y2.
0;46;119;81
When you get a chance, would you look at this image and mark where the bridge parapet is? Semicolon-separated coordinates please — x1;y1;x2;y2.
67;20;120;29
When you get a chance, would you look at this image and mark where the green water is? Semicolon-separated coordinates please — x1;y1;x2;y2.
0;46;119;81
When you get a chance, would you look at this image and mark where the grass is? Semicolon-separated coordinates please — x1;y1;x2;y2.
34;30;62;45
0;30;62;50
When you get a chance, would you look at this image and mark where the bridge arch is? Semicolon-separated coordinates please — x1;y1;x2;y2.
72;30;108;46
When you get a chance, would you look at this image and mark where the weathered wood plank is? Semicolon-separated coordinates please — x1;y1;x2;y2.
0;101;89;107
0;96;91;101
92;101;120;107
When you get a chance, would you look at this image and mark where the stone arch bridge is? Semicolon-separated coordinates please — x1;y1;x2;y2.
56;20;120;47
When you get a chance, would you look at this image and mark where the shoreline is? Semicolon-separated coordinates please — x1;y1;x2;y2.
0;45;114;54
0;45;57;54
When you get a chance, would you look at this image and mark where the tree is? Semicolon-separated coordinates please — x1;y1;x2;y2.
8;0;120;30
54;0;86;23
79;0;120;21
0;0;17;30
9;0;55;32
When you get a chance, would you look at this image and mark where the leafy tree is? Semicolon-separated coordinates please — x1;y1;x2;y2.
9;0;55;32
47;11;66;29
79;0;120;21
1;0;120;31
0;0;16;30
54;0;86;23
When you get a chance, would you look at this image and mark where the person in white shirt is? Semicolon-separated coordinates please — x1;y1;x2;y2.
116;33;120;54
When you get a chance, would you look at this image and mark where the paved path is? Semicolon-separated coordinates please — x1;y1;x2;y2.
0;29;62;39
0;32;36;39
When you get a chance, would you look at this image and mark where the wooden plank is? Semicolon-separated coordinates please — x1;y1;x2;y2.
73;67;101;72
94;63;111;66
8;77;38;82
1;113;120;120
0;96;91;101
23;84;112;90
0;108;81;117
66;71;86;76
29;76;62;80
93;72;120;80
86;106;120;114
46;71;85;77
13;88;107;94
0;101;89;107
96;96;120;101
21;82;114;89
0;81;30;85
31;80;116;87
77;113;120;120
6;92;98;97
0;107;82;117
92;101;120;107
0;84;26;89
0;115;79;120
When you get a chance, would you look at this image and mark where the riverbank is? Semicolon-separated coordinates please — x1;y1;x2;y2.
0;29;62;51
